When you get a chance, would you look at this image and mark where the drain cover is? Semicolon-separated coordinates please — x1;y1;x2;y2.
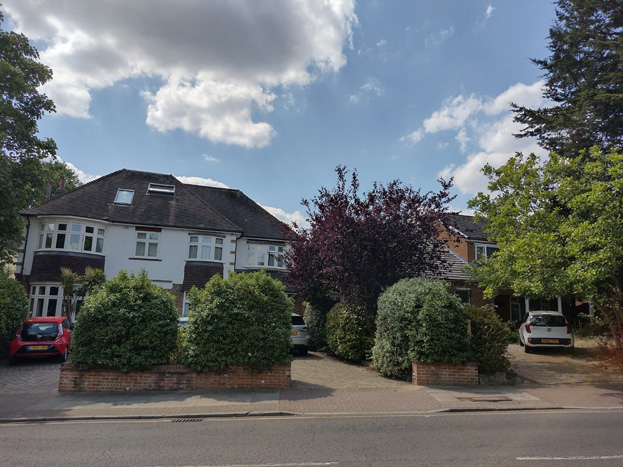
457;396;511;402
172;418;203;423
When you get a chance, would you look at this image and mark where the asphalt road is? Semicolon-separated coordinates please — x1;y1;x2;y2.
2;410;623;467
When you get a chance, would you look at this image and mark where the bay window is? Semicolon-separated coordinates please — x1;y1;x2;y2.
38;222;105;254
188;235;223;261
247;244;284;268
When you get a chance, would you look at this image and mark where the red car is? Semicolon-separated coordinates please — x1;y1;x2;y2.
9;317;72;365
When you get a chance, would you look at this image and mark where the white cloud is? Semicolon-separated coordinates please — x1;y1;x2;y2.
349;78;384;103
261;205;309;228
422;94;483;133
202;154;219;163
425;26;455;48
4;0;357;148
175;176;229;189
376;39;387;47
400;128;424;145
455;128;470;153
64;161;101;184
485;5;495;19
484;80;544;115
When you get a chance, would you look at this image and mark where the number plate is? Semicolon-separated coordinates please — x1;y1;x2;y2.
28;345;48;350
291;331;299;336
541;339;559;344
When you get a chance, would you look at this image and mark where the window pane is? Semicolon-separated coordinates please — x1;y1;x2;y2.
137;232;147;239
39;286;46;295
214;247;222;261
46;299;57;317
55;233;66;249
31;286;36;294
71;224;81;232
189;245;198;258
136;242;146;256
46;223;54;231
189;236;198;243
50;287;59;296
83;235;93;251
257;252;265;266
201;245;211;260
268;255;275;267
96;238;104;253
149;233;159;241
69;234;81;250
38;234;43;249
147;243;158;257
58;224;67;231
98;228;105;236
216;238;223;245
45;233;53;248
115;189;134;204
36;299;44;316
85;226;94;233
30;298;34;312
202;237;211;243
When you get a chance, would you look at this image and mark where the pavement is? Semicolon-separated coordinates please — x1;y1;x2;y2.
1;340;622;422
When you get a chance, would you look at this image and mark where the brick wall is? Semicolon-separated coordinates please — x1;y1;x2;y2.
412;361;478;386
59;363;291;392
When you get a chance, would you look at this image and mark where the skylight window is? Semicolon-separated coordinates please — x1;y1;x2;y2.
147;183;176;195
114;189;135;205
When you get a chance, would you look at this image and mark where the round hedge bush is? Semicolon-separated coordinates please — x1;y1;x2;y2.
326;302;374;362
71;270;178;371
0;269;28;355
373;277;470;380
465;305;511;374
183;270;293;372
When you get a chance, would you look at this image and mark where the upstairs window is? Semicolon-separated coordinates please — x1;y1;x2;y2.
188;235;223;261
475;244;499;260
147;183;175;196
247;244;284;268
135;231;159;258
114;189;135;205
38;222;105;254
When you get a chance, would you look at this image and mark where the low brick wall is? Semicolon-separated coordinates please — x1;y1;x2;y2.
59;363;291;392
412;361;479;386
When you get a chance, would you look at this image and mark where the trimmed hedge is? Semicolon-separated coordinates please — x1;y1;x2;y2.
0;269;28;355
465;305;511;374
373;277;470;380
183;271;293;372
71;270;178;371
326;302;374;362
303;303;329;351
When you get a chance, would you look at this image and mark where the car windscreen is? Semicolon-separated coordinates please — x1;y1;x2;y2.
291;315;306;326
529;315;567;327
20;323;60;341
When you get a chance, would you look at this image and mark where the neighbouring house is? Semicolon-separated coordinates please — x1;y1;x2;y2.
14;169;292;320
443;213;582;322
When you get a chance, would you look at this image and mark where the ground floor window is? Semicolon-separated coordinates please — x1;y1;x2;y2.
29;284;62;317
455;288;471;305
182;293;191;317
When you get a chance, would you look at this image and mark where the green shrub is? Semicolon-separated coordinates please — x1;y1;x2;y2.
71;270;178;371
183;271;293;372
170;326;187;365
372;277;470;379
0;268;28;355
326;303;374;362
573;313;609;339
303;303;329;350
465;305;511;374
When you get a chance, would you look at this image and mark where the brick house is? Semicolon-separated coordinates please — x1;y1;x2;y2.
15;169;291;319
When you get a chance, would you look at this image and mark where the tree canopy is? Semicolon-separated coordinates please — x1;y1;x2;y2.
512;0;623;157
0;11;57;263
468;147;623;349
285;166;457;315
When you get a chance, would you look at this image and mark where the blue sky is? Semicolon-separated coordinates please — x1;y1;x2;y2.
5;0;555;225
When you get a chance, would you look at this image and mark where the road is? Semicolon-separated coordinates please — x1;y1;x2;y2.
2;410;623;467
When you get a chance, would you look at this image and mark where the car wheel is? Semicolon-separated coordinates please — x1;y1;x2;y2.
59;346;68;363
524;345;532;354
299;348;309;356
519;337;524;347
8;356;18;366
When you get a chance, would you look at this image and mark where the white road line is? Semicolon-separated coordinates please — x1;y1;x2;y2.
154;463;339;467
517;455;623;461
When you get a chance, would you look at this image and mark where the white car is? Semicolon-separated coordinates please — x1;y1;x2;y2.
291;313;310;356
519;311;574;353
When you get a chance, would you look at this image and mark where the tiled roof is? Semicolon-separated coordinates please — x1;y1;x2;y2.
448;213;490;241
185;184;286;240
21;169;283;236
29;251;105;282
181;261;223;291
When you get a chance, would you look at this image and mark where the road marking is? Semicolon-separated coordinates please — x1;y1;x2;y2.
154;463;338;467
517;455;623;461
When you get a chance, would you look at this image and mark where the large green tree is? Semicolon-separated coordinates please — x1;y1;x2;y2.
0;11;56;263
512;0;623;157
468;147;623;349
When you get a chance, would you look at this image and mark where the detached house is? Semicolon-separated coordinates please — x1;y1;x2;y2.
15;169;289;319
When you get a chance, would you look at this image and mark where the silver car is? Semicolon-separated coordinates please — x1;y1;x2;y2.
291;313;310;356
519;311;574;353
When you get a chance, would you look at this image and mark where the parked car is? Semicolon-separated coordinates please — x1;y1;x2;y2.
291;313;310;356
178;317;189;328
9;317;73;365
518;311;574;353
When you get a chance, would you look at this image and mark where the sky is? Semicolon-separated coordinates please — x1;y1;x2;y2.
4;0;556;226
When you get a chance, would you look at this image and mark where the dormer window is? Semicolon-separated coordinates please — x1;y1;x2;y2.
114;189;134;205
147;183;175;196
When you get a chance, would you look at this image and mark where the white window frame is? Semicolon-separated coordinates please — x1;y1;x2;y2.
37;222;105;254
135;231;160;258
29;284;62;317
475;243;500;260
114;188;135;205
247;243;285;269
188;235;224;262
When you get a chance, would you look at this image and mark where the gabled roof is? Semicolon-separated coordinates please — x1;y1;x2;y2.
448;213;490;241
22;169;245;234
185;184;286;241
